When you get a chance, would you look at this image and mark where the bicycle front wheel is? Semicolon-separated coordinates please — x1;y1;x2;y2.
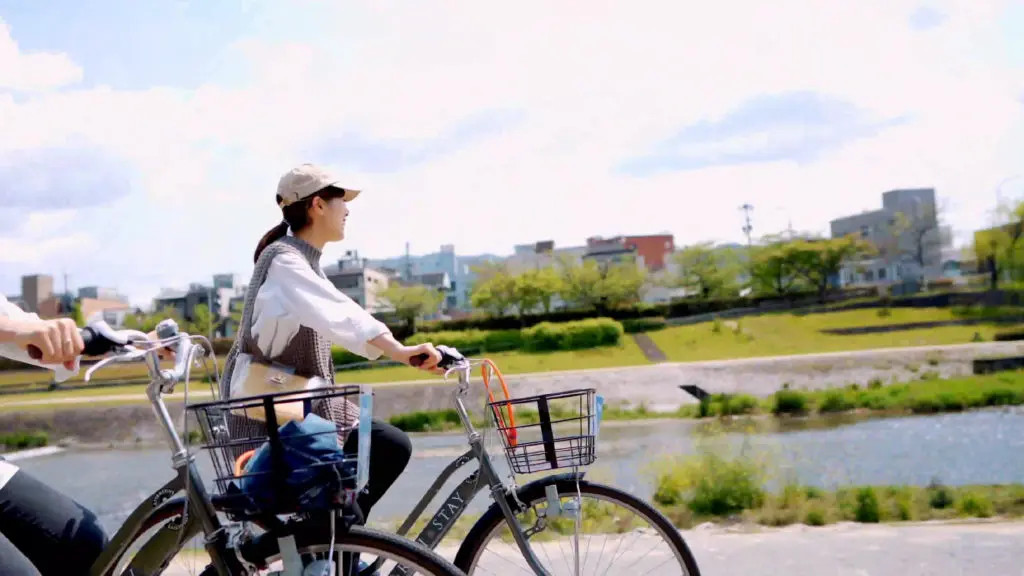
454;478;700;576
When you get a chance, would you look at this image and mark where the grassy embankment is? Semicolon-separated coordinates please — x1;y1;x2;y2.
0;307;1014;410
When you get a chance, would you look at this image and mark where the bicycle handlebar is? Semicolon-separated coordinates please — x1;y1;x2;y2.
26;323;130;360
409;345;467;370
25;318;199;384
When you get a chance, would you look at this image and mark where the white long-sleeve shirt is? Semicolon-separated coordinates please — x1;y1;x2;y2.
0;295;81;382
250;250;390;361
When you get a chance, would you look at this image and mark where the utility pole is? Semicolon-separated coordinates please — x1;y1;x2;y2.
740;204;754;246
404;242;412;282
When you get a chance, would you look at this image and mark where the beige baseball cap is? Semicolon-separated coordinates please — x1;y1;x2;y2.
276;163;361;207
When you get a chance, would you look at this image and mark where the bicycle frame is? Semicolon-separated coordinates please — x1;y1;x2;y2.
86;334;240;576
385;363;554;576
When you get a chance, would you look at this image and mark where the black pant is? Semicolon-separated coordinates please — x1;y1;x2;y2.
0;459;108;576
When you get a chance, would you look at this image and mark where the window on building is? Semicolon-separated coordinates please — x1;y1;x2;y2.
331;276;360;290
860;225;870;238
865;270;874;281
878;268;887;280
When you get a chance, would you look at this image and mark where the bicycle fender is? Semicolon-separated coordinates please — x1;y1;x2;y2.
453;472;587;569
122;496;205;574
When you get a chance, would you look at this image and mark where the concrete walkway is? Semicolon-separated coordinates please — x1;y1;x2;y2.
162;519;1024;575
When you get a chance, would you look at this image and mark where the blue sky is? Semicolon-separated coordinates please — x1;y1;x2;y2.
0;0;1022;305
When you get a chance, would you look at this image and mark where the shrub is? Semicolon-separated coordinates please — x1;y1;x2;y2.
929;484;955;509
388;409;462;433
710;393;759;416
621;317;668;333
804;508;826;526
771;389;809;416
0;431;48;450
331;346;369;366
818;390;854;413
406;329;523;353
854;487;881;523
957;491;993;518
522;318;623;352
653;452;765;515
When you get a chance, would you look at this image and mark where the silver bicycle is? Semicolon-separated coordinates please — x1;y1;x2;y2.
386;346;703;576
29;318;465;576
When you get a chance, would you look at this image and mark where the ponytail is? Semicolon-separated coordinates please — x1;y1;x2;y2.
253;221;289;263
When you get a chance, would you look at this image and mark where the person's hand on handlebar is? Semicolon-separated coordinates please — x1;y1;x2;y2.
369;333;444;373
9;317;84;369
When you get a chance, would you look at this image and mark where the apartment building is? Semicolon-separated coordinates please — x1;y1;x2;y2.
324;251;392;313
20;274;54;314
831;188;946;286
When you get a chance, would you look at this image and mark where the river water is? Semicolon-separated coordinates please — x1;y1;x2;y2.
13;409;1024;533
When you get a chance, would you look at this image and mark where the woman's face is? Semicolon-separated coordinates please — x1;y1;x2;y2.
309;195;350;242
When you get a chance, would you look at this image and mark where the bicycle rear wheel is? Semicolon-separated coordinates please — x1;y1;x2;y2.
454;478;700;576
109;504;465;576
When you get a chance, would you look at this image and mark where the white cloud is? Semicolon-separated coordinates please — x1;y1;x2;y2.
0;232;96;265
0;21;82;91
0;0;1021;303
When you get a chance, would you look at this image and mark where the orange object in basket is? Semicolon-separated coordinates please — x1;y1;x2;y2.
234;449;256;476
480;359;518;447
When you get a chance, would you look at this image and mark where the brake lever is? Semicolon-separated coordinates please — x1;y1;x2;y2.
83;345;149;382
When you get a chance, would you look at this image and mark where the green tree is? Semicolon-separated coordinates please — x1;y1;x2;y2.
123;306;183;332
556;257;604;310
469;263;517;316
70;301;85;327
749;237;802;297
973;199;1024;289
673;242;738;298
789;236;874;301
595;260;647;309
380;284;444;333
511;268;564;315
189;304;214;338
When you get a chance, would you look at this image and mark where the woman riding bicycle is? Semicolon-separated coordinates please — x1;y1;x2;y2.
219;162;443;522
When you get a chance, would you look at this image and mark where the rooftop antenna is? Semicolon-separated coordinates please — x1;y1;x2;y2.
740;204;754;246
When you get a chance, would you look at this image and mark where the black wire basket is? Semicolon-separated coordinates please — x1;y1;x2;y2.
186;385;367;518
487;388;597;475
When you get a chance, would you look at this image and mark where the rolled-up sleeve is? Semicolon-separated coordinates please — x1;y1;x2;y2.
0;295;80;382
265;253;391;360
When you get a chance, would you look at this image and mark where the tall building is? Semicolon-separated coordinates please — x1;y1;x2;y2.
830;188;945;286
364;244;501;310
20;274;53;314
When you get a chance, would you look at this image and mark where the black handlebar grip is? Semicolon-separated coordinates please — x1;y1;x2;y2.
409;353;429;367
26;327;94;360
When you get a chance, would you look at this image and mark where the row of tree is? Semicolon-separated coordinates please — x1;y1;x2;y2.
674;235;875;301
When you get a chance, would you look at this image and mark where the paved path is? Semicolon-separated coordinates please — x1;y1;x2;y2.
162;520;1024;575
681;520;1024;576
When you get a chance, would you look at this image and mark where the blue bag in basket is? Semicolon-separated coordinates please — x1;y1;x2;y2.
240;413;356;511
